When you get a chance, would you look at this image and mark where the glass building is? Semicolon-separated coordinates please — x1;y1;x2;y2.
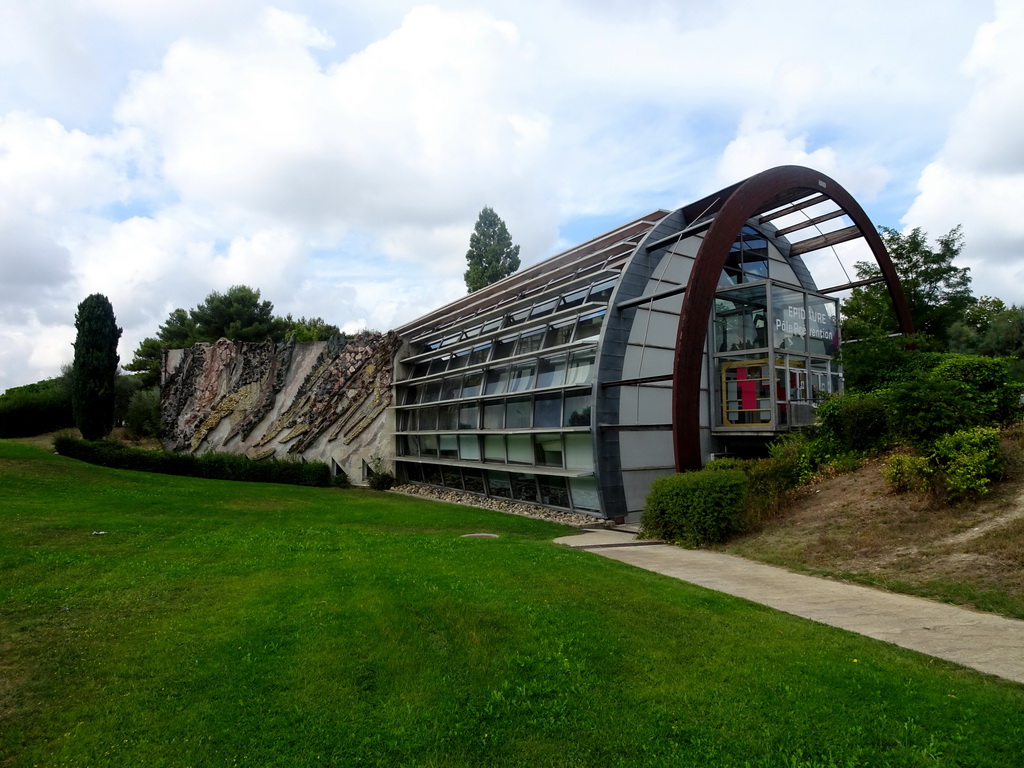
391;166;912;521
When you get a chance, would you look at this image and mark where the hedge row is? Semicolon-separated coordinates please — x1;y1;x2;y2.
53;436;335;487
0;382;74;438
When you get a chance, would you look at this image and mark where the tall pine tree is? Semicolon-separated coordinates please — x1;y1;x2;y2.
71;294;122;440
464;207;521;292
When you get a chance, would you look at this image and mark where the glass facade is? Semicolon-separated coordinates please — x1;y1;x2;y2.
393;266;618;514
390;171;891;520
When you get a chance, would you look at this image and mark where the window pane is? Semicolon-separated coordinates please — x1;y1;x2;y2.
588;277;617;304
442;468;464;489
462;371;483;398
487;470;512;498
422;434;439;456
544;321;575;349
459;435;480;461
428;356;448;375
534;433;563;467
438;405;458;430
507;434;533;464
564;433;592;469
463;467;485;493
441;377;462;401
563;394;591;426
511;472;539;502
481;317;503;334
772;286;807;352
419;407;438;431
439;434;458;459
574;311;605;341
494;335;517;359
448;350;470;370
403;385;420;405
468;344;492;367
458;403;479;429
538;476;570;507
484;367;509;395
505;397;532;429
403;462;423;483
483;402;504;429
504;307;530;328
483;435;506;462
516;329;544;356
508;362;536;392
569;476;600;510
423;380;442;402
530;299;558;319
566;349;595;386
536;355;567;388
411;361;429;378
424;464;443;486
534;393;561;428
559;287;589;310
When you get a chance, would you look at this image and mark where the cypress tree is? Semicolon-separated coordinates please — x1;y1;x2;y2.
464;207;521;292
71;294;122;440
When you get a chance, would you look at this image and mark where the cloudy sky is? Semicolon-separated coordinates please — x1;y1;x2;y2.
2;0;1022;393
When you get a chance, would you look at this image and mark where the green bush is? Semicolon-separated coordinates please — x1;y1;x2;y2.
881;453;933;493
816;392;889;452
366;455;396;491
641;470;747;547
706;454;800;527
53;437;332;488
930;427;1005;502
0;379;74;437
125;387;163;438
879;355;1020;446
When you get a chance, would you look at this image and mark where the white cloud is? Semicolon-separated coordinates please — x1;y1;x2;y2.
904;0;1024;304
0;1;1018;394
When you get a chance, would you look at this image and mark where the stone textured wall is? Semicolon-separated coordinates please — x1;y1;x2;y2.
161;331;401;481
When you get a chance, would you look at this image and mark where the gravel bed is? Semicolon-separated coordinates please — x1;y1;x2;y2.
391;484;603;528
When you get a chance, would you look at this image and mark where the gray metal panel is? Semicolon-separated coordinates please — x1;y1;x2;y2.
623;468;676;513
619;429;674;470
637;384;672;424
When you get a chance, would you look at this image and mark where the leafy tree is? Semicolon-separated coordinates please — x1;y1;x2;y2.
948;298;1024;359
71;293;122;440
841;225;974;344
464;207;521;292
283;315;341;342
127;286;293;386
190;285;287;342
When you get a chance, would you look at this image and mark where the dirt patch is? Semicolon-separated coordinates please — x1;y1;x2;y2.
725;455;1024;617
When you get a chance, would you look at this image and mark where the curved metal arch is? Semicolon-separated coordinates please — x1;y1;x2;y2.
672;165;914;471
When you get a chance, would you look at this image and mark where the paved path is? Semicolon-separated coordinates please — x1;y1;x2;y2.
555;528;1024;685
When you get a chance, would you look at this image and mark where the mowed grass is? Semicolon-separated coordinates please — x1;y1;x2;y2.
2;441;1023;767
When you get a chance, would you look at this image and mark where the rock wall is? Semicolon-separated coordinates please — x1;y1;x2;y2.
161;331;402;482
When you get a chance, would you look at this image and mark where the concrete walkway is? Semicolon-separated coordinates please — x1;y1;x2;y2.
555;528;1024;685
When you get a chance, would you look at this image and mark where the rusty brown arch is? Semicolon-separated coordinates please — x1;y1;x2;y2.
672;165;914;471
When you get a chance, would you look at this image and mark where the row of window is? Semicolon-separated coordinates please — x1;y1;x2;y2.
419;277;617;353
406;311;606;379
398;430;593;471
399;462;600;511
402;349;596;404
396;389;592;432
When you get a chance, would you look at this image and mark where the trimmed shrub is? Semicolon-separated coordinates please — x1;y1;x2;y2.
0;380;74;437
931;426;1005;502
641;470;748;547
881;453;933;493
52;437;332;488
816;392;889;452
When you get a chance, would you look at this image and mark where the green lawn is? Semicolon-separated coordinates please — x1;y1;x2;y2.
2;440;1023;767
